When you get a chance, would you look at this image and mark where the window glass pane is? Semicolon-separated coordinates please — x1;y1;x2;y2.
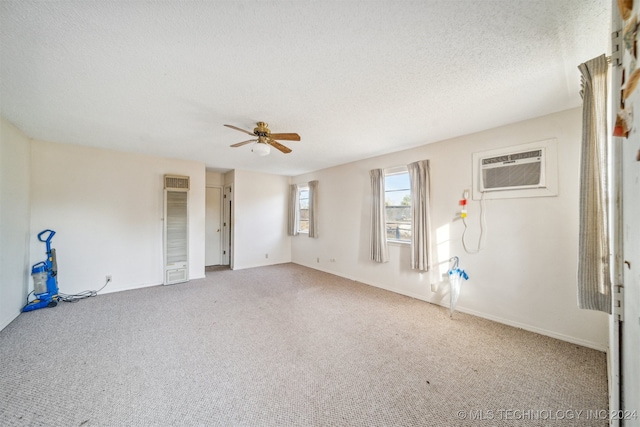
384;171;411;242
385;221;412;241
385;189;411;206
298;187;309;232
385;173;410;191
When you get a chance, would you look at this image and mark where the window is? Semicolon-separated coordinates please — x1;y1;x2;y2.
385;168;411;242
298;186;309;233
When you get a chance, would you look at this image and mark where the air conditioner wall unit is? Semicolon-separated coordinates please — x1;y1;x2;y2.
480;148;545;192
165;175;190;191
472;139;558;200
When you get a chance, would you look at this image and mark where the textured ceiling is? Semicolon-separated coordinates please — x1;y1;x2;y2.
0;0;610;176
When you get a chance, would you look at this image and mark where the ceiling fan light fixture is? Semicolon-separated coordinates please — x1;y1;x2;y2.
252;142;271;156
225;122;299;154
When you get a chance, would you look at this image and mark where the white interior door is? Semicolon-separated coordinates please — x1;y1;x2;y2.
205;187;222;266
612;0;640;417
621;106;640;422
222;185;232;266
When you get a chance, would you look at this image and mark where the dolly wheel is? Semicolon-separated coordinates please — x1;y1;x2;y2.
47;301;57;308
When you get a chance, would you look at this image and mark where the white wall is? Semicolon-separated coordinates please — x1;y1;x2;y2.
0;118;31;330
30;140;206;295
232;169;291;269
206;170;224;187
292;108;608;350
224;170;234;187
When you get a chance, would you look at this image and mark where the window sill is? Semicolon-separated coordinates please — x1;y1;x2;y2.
297;231;309;235
387;240;410;246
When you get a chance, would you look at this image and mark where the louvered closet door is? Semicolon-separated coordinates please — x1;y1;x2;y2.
164;190;188;284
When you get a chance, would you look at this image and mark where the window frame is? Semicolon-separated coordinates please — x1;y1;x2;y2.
384;166;412;244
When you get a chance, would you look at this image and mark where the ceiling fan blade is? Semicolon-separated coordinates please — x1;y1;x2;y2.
269;133;301;141
224;124;256;137
230;139;257;147
268;139;292;154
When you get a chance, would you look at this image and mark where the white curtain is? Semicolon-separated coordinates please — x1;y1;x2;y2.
407;160;431;271
287;184;299;236
308;180;318;238
577;54;611;314
370;169;389;263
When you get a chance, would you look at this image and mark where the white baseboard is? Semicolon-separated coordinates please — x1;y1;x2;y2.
451;305;608;352
0;310;21;333
99;282;161;295
293;262;608;353
231;261;291;271
98;274;207;295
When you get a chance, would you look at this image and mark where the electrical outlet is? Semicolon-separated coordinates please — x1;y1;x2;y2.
330;258;336;262
463;189;470;199
265;253;269;259
106;275;112;282
317;257;320;263
431;283;437;292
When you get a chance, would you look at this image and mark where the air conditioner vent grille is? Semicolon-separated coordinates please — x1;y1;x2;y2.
471;139;557;199
482;149;542;165
164;175;190;190
166;268;188;285
482;162;541;189
479;147;545;192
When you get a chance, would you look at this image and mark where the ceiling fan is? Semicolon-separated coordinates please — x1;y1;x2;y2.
224;122;300;156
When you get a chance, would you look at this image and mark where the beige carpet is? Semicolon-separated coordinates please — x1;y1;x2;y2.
0;263;608;426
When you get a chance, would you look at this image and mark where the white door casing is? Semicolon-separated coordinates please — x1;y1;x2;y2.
205;186;222;266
